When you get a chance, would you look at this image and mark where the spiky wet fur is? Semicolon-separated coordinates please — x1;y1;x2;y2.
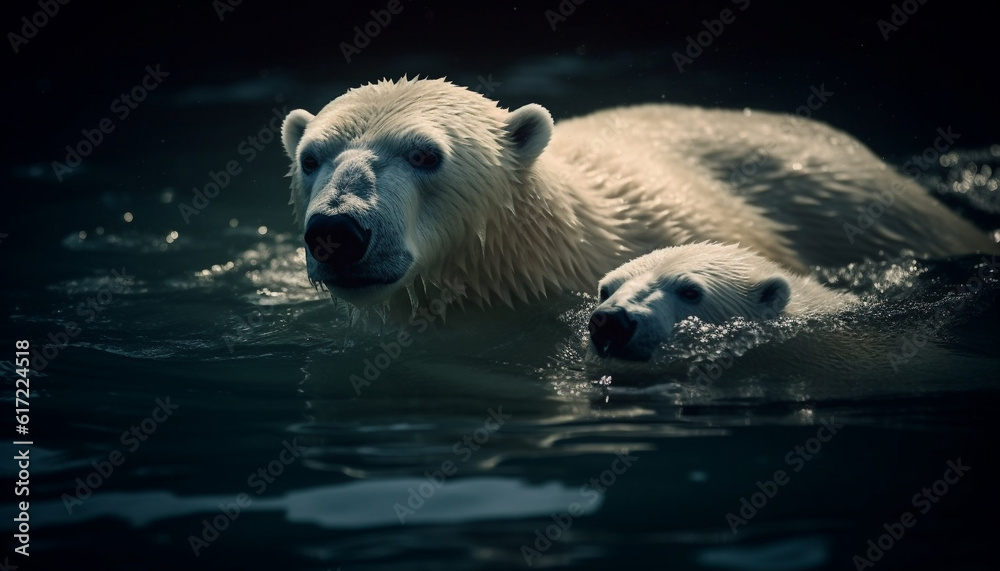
286;77;998;318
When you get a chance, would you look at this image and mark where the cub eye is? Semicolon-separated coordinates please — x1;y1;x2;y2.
677;286;702;303
406;148;440;169
598;286;610;301
301;154;319;174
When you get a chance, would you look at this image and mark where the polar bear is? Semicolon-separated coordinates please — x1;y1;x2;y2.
588;242;859;361
280;77;996;313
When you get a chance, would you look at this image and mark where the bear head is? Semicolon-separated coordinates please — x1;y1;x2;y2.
588;243;792;361
281;77;553;308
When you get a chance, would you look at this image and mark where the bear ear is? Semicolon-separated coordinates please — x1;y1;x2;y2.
504;104;554;165
282;109;315;160
753;276;790;318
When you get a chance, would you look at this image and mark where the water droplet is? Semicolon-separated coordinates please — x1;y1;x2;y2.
123;212;134;223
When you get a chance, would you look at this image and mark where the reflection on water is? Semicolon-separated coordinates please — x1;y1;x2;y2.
32;478;602;530
3;60;998;568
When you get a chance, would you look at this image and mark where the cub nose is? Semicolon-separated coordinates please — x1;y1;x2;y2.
304;214;372;272
589;308;638;358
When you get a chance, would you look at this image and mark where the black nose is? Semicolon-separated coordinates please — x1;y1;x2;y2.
304;214;372;272
589;308;638;358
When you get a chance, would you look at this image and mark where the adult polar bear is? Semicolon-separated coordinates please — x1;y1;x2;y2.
281;77;995;312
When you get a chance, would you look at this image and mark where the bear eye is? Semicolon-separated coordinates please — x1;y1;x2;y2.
599;286;610;301
301;154;319;174
677;286;702;303
406;148;440;169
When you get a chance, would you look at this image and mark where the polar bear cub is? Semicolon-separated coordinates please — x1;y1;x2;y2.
588;242;858;360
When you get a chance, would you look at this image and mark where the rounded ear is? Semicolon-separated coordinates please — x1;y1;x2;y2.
504;103;553;166
753;276;790;318
282;109;315;160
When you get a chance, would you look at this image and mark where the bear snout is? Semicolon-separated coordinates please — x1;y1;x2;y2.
589;307;639;359
304;213;372;274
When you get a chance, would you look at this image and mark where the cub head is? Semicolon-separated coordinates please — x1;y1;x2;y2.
281;77;553;307
588;243;792;361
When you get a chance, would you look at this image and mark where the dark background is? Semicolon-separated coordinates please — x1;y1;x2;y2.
2;0;998;240
5;0;999;148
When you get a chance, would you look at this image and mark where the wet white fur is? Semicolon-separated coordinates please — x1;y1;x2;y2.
282;77;996;312
594;242;858;358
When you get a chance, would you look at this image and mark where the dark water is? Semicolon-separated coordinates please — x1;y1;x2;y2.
4;3;1000;570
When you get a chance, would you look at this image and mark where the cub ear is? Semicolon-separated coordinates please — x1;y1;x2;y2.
753;276;790;318
282;109;315;160
504;103;553;166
